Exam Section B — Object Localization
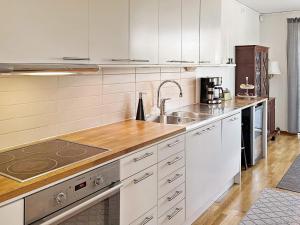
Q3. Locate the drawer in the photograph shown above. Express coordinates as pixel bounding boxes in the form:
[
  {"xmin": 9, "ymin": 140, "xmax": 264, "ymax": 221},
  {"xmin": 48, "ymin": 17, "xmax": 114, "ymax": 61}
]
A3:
[
  {"xmin": 158, "ymin": 167, "xmax": 185, "ymax": 198},
  {"xmin": 121, "ymin": 165, "xmax": 158, "ymax": 225},
  {"xmin": 158, "ymin": 151, "xmax": 185, "ymax": 180},
  {"xmin": 121, "ymin": 145, "xmax": 157, "ymax": 180},
  {"xmin": 158, "ymin": 135, "xmax": 185, "ymax": 162},
  {"xmin": 158, "ymin": 183, "xmax": 185, "ymax": 217},
  {"xmin": 130, "ymin": 207, "xmax": 158, "ymax": 225},
  {"xmin": 158, "ymin": 200, "xmax": 185, "ymax": 225}
]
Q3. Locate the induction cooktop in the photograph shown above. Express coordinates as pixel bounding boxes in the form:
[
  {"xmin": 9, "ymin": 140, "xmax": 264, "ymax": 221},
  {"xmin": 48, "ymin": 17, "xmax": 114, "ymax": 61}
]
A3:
[{"xmin": 0, "ymin": 139, "xmax": 109, "ymax": 182}]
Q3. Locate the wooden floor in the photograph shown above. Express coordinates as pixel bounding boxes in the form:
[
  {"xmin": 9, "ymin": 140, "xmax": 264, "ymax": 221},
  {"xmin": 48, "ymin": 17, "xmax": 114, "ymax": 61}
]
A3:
[{"xmin": 193, "ymin": 134, "xmax": 300, "ymax": 225}]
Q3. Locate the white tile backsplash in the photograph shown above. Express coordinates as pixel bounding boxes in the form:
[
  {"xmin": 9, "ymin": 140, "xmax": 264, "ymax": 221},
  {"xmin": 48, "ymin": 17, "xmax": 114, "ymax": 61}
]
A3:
[{"xmin": 0, "ymin": 67, "xmax": 198, "ymax": 150}]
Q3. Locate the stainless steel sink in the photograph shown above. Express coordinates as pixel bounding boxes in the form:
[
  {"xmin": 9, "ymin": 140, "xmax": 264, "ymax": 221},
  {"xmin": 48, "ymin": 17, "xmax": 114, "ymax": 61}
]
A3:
[
  {"xmin": 148, "ymin": 115, "xmax": 196, "ymax": 125},
  {"xmin": 169, "ymin": 111, "xmax": 212, "ymax": 119}
]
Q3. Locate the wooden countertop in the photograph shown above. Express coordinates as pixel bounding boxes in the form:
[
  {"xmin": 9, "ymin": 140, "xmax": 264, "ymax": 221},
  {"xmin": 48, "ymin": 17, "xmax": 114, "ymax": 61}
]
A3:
[{"xmin": 0, "ymin": 120, "xmax": 185, "ymax": 205}]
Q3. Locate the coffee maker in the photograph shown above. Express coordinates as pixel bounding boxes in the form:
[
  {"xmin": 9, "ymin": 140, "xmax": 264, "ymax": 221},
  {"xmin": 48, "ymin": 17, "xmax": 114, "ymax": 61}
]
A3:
[{"xmin": 200, "ymin": 77, "xmax": 224, "ymax": 104}]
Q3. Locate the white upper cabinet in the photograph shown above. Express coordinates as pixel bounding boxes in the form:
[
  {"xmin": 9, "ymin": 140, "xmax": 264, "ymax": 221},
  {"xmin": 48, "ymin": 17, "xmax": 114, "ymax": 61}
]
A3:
[
  {"xmin": 182, "ymin": 0, "xmax": 200, "ymax": 64},
  {"xmin": 0, "ymin": 0, "xmax": 89, "ymax": 63},
  {"xmin": 89, "ymin": 0, "xmax": 129, "ymax": 64},
  {"xmin": 159, "ymin": 0, "xmax": 182, "ymax": 64},
  {"xmin": 200, "ymin": 0, "xmax": 222, "ymax": 64},
  {"xmin": 129, "ymin": 0, "xmax": 159, "ymax": 64}
]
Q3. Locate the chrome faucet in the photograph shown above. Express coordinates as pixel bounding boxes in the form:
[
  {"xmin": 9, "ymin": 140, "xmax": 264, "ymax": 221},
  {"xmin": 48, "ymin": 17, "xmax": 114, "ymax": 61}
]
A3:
[{"xmin": 157, "ymin": 80, "xmax": 183, "ymax": 116}]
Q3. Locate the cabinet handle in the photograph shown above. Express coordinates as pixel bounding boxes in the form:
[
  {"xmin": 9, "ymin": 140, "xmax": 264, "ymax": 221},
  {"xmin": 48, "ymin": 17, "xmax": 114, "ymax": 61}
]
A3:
[
  {"xmin": 133, "ymin": 152, "xmax": 154, "ymax": 162},
  {"xmin": 167, "ymin": 173, "xmax": 183, "ymax": 184},
  {"xmin": 195, "ymin": 125, "xmax": 216, "ymax": 135},
  {"xmin": 111, "ymin": 59, "xmax": 131, "ymax": 62},
  {"xmin": 166, "ymin": 60, "xmax": 195, "ymax": 63},
  {"xmin": 167, "ymin": 156, "xmax": 183, "ymax": 166},
  {"xmin": 130, "ymin": 59, "xmax": 150, "ymax": 63},
  {"xmin": 167, "ymin": 207, "xmax": 183, "ymax": 220},
  {"xmin": 133, "ymin": 172, "xmax": 154, "ymax": 184},
  {"xmin": 63, "ymin": 57, "xmax": 90, "ymax": 61},
  {"xmin": 167, "ymin": 190, "xmax": 183, "ymax": 202},
  {"xmin": 139, "ymin": 216, "xmax": 154, "ymax": 225},
  {"xmin": 167, "ymin": 140, "xmax": 182, "ymax": 148},
  {"xmin": 229, "ymin": 117, "xmax": 239, "ymax": 122}
]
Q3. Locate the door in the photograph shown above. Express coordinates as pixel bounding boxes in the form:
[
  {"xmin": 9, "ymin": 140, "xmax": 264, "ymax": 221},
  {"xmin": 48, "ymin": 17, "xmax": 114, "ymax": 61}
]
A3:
[
  {"xmin": 221, "ymin": 114, "xmax": 241, "ymax": 183},
  {"xmin": 159, "ymin": 0, "xmax": 182, "ymax": 64},
  {"xmin": 130, "ymin": 0, "xmax": 159, "ymax": 64},
  {"xmin": 0, "ymin": 0, "xmax": 89, "ymax": 63},
  {"xmin": 186, "ymin": 121, "xmax": 222, "ymax": 218},
  {"xmin": 0, "ymin": 200, "xmax": 24, "ymax": 225},
  {"xmin": 182, "ymin": 0, "xmax": 200, "ymax": 64},
  {"xmin": 89, "ymin": 0, "xmax": 129, "ymax": 64}
]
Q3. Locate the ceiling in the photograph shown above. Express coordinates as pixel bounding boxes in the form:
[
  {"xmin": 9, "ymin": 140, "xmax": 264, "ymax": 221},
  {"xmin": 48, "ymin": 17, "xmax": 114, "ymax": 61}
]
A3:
[{"xmin": 237, "ymin": 0, "xmax": 300, "ymax": 14}]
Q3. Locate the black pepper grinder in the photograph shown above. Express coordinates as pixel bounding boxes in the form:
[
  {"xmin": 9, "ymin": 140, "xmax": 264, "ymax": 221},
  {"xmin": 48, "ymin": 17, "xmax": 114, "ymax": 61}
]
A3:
[{"xmin": 136, "ymin": 92, "xmax": 146, "ymax": 121}]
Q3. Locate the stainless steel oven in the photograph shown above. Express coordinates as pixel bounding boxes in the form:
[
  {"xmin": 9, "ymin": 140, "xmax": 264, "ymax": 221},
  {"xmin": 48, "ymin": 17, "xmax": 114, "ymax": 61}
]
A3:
[{"xmin": 25, "ymin": 161, "xmax": 121, "ymax": 225}]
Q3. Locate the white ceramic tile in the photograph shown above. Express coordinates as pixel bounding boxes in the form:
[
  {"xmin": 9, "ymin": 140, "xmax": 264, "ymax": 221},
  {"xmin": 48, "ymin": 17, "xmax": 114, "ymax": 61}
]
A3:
[
  {"xmin": 161, "ymin": 67, "xmax": 181, "ymax": 73},
  {"xmin": 161, "ymin": 73, "xmax": 181, "ymax": 81},
  {"xmin": 0, "ymin": 106, "xmax": 15, "ymax": 121},
  {"xmin": 103, "ymin": 74, "xmax": 135, "ymax": 84},
  {"xmin": 103, "ymin": 83, "xmax": 135, "ymax": 94},
  {"xmin": 57, "ymin": 106, "xmax": 104, "ymax": 123},
  {"xmin": 102, "ymin": 68, "xmax": 135, "ymax": 75},
  {"xmin": 13, "ymin": 101, "xmax": 58, "ymax": 118},
  {"xmin": 136, "ymin": 81, "xmax": 161, "ymax": 92},
  {"xmin": 0, "ymin": 89, "xmax": 57, "ymax": 105},
  {"xmin": 58, "ymin": 86, "xmax": 101, "ymax": 99},
  {"xmin": 58, "ymin": 75, "xmax": 102, "ymax": 87},
  {"xmin": 102, "ymin": 92, "xmax": 135, "ymax": 105},
  {"xmin": 0, "ymin": 113, "xmax": 57, "ymax": 135},
  {"xmin": 136, "ymin": 73, "xmax": 160, "ymax": 82},
  {"xmin": 58, "ymin": 96, "xmax": 101, "ymax": 111},
  {"xmin": 135, "ymin": 67, "xmax": 160, "ymax": 74},
  {"xmin": 0, "ymin": 76, "xmax": 58, "ymax": 91},
  {"xmin": 181, "ymin": 71, "xmax": 196, "ymax": 79}
]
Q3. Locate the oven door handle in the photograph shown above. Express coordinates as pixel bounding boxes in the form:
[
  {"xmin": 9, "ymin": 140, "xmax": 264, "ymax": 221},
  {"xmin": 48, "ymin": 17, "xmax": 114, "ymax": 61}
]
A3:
[{"xmin": 37, "ymin": 182, "xmax": 123, "ymax": 225}]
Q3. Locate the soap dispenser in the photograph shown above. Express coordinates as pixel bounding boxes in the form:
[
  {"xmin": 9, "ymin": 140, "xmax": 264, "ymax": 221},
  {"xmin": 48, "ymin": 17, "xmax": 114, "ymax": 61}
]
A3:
[{"xmin": 136, "ymin": 92, "xmax": 146, "ymax": 121}]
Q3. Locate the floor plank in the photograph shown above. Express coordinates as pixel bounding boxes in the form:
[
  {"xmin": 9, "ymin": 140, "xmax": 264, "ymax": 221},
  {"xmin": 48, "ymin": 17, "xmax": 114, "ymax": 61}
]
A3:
[{"xmin": 192, "ymin": 134, "xmax": 300, "ymax": 225}]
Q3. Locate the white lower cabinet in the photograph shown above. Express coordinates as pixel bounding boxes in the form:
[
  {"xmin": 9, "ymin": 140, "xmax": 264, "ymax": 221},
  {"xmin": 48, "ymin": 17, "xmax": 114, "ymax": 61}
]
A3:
[
  {"xmin": 0, "ymin": 199, "xmax": 24, "ymax": 225},
  {"xmin": 130, "ymin": 207, "xmax": 158, "ymax": 225},
  {"xmin": 158, "ymin": 200, "xmax": 185, "ymax": 225},
  {"xmin": 221, "ymin": 114, "xmax": 242, "ymax": 183},
  {"xmin": 120, "ymin": 165, "xmax": 157, "ymax": 225},
  {"xmin": 186, "ymin": 121, "xmax": 223, "ymax": 219}
]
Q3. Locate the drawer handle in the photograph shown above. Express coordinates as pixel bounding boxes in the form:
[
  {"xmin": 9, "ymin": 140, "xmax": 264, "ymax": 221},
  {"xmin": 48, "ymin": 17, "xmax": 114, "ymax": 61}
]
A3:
[
  {"xmin": 133, "ymin": 172, "xmax": 154, "ymax": 184},
  {"xmin": 195, "ymin": 125, "xmax": 216, "ymax": 135},
  {"xmin": 139, "ymin": 215, "xmax": 154, "ymax": 225},
  {"xmin": 167, "ymin": 140, "xmax": 182, "ymax": 148},
  {"xmin": 167, "ymin": 156, "xmax": 183, "ymax": 166},
  {"xmin": 167, "ymin": 190, "xmax": 183, "ymax": 202},
  {"xmin": 133, "ymin": 152, "xmax": 154, "ymax": 162},
  {"xmin": 167, "ymin": 173, "xmax": 183, "ymax": 184},
  {"xmin": 229, "ymin": 117, "xmax": 239, "ymax": 122},
  {"xmin": 167, "ymin": 207, "xmax": 183, "ymax": 220}
]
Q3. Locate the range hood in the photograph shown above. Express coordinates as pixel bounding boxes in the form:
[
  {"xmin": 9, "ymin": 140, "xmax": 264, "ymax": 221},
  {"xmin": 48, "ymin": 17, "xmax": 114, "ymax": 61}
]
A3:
[{"xmin": 0, "ymin": 63, "xmax": 100, "ymax": 76}]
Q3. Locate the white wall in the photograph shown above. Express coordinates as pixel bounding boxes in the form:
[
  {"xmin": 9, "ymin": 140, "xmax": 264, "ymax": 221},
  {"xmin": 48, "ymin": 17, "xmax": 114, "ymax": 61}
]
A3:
[
  {"xmin": 221, "ymin": 0, "xmax": 260, "ymax": 61},
  {"xmin": 260, "ymin": 11, "xmax": 300, "ymax": 131}
]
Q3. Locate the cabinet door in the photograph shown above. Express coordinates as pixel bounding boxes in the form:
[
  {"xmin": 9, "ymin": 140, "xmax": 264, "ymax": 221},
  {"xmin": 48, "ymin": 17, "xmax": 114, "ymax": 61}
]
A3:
[
  {"xmin": 0, "ymin": 199, "xmax": 24, "ymax": 225},
  {"xmin": 130, "ymin": 0, "xmax": 159, "ymax": 64},
  {"xmin": 199, "ymin": 0, "xmax": 222, "ymax": 64},
  {"xmin": 0, "ymin": 0, "xmax": 89, "ymax": 63},
  {"xmin": 182, "ymin": 0, "xmax": 200, "ymax": 64},
  {"xmin": 89, "ymin": 0, "xmax": 129, "ymax": 64},
  {"xmin": 221, "ymin": 114, "xmax": 241, "ymax": 183},
  {"xmin": 186, "ymin": 121, "xmax": 222, "ymax": 218},
  {"xmin": 120, "ymin": 165, "xmax": 157, "ymax": 225},
  {"xmin": 159, "ymin": 0, "xmax": 182, "ymax": 64}
]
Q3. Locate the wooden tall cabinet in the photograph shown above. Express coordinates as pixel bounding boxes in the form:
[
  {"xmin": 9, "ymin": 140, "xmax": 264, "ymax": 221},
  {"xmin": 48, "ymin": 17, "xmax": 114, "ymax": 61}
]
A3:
[
  {"xmin": 235, "ymin": 45, "xmax": 269, "ymax": 97},
  {"xmin": 235, "ymin": 45, "xmax": 277, "ymax": 139}
]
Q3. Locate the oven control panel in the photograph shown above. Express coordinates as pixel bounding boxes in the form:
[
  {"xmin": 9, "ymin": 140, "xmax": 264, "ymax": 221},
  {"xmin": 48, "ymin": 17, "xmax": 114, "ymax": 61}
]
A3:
[{"xmin": 24, "ymin": 160, "xmax": 120, "ymax": 225}]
